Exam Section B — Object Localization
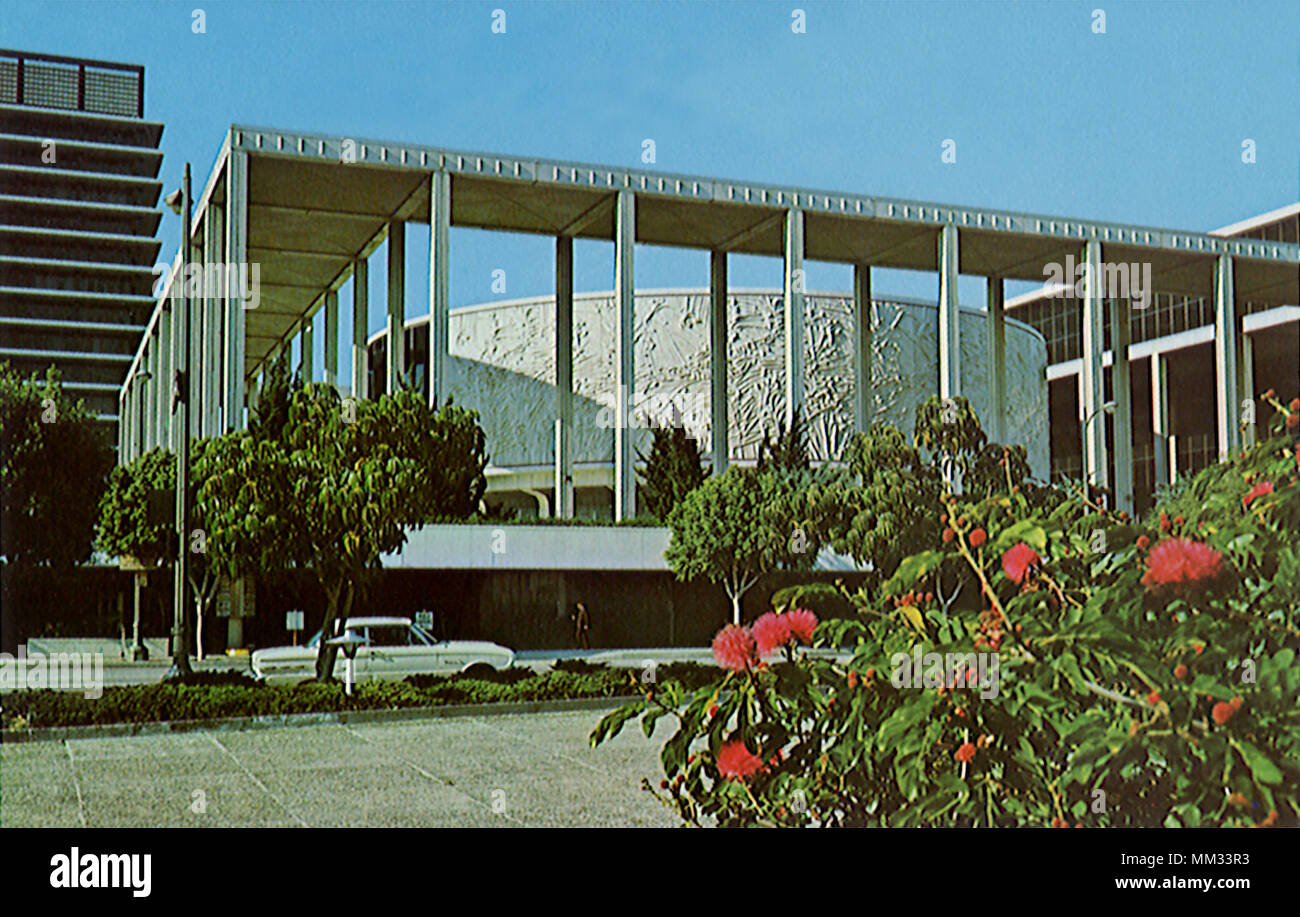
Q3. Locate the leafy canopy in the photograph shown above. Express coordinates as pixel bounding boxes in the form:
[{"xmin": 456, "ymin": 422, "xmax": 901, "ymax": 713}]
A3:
[
  {"xmin": 636, "ymin": 422, "xmax": 710, "ymax": 522},
  {"xmin": 1, "ymin": 364, "xmax": 112, "ymax": 568},
  {"xmin": 194, "ymin": 383, "xmax": 488, "ymax": 678}
]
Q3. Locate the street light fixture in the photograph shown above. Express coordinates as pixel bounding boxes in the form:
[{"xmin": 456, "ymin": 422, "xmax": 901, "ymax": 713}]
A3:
[
  {"xmin": 1081, "ymin": 400, "xmax": 1116, "ymax": 498},
  {"xmin": 163, "ymin": 163, "xmax": 194, "ymax": 681}
]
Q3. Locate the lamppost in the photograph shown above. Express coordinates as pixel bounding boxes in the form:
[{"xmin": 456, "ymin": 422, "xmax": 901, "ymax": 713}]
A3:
[
  {"xmin": 1081, "ymin": 400, "xmax": 1116, "ymax": 503},
  {"xmin": 163, "ymin": 163, "xmax": 194, "ymax": 680}
]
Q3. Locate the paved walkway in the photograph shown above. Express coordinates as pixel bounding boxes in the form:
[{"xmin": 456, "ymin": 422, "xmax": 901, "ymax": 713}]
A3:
[{"xmin": 0, "ymin": 708, "xmax": 679, "ymax": 828}]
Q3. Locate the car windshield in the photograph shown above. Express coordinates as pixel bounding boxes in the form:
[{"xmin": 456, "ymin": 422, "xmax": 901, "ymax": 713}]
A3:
[{"xmin": 412, "ymin": 625, "xmax": 436, "ymax": 646}]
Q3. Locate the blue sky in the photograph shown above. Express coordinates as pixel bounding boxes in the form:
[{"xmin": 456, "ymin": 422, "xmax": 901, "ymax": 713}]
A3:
[{"xmin": 6, "ymin": 0, "xmax": 1299, "ymax": 370}]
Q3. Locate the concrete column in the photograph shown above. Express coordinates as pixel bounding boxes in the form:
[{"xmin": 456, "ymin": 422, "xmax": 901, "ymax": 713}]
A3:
[
  {"xmin": 123, "ymin": 387, "xmax": 134, "ymax": 461},
  {"xmin": 852, "ymin": 263, "xmax": 872, "ymax": 437},
  {"xmin": 938, "ymin": 224, "xmax": 961, "ymax": 402},
  {"xmin": 119, "ymin": 389, "xmax": 128, "ymax": 461},
  {"xmin": 203, "ymin": 206, "xmax": 224, "ymax": 436},
  {"xmin": 428, "ymin": 171, "xmax": 451, "ymax": 408},
  {"xmin": 137, "ymin": 359, "xmax": 147, "ymax": 454},
  {"xmin": 710, "ymin": 250, "xmax": 729, "ymax": 473},
  {"xmin": 1109, "ymin": 296, "xmax": 1134, "ymax": 515},
  {"xmin": 146, "ymin": 341, "xmax": 158, "ymax": 451},
  {"xmin": 1151, "ymin": 353, "xmax": 1172, "ymax": 489},
  {"xmin": 324, "ymin": 290, "xmax": 339, "ymax": 388},
  {"xmin": 351, "ymin": 259, "xmax": 369, "ymax": 399},
  {"xmin": 135, "ymin": 382, "xmax": 144, "ymax": 457},
  {"xmin": 300, "ymin": 312, "xmax": 314, "ymax": 383},
  {"xmin": 1239, "ymin": 332, "xmax": 1256, "ymax": 448},
  {"xmin": 188, "ymin": 237, "xmax": 202, "ymax": 441},
  {"xmin": 614, "ymin": 190, "xmax": 636, "ymax": 522},
  {"xmin": 1081, "ymin": 240, "xmax": 1107, "ymax": 490},
  {"xmin": 783, "ymin": 208, "xmax": 805, "ymax": 428},
  {"xmin": 986, "ymin": 276, "xmax": 1007, "ymax": 444},
  {"xmin": 386, "ymin": 220, "xmax": 405, "ymax": 394},
  {"xmin": 248, "ymin": 367, "xmax": 262, "ymax": 413},
  {"xmin": 140, "ymin": 377, "xmax": 149, "ymax": 454},
  {"xmin": 159, "ymin": 304, "xmax": 172, "ymax": 450},
  {"xmin": 224, "ymin": 150, "xmax": 248, "ymax": 431},
  {"xmin": 555, "ymin": 235, "xmax": 575, "ymax": 518},
  {"xmin": 1213, "ymin": 253, "xmax": 1239, "ymax": 458}
]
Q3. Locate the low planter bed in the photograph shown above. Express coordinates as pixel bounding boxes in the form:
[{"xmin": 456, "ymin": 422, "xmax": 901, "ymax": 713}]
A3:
[{"xmin": 0, "ymin": 661, "xmax": 717, "ymax": 732}]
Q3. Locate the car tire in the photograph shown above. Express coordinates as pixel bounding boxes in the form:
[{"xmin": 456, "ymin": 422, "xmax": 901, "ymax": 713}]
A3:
[{"xmin": 461, "ymin": 662, "xmax": 496, "ymax": 680}]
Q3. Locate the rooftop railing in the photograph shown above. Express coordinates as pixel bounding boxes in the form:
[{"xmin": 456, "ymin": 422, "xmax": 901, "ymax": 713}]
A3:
[{"xmin": 0, "ymin": 49, "xmax": 144, "ymax": 118}]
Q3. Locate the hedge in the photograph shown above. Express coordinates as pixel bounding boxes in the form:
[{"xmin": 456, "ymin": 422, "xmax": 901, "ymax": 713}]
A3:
[{"xmin": 1, "ymin": 662, "xmax": 717, "ymax": 731}]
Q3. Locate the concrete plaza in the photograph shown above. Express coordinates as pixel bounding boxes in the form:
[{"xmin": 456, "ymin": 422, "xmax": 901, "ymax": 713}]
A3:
[{"xmin": 0, "ymin": 707, "xmax": 679, "ymax": 828}]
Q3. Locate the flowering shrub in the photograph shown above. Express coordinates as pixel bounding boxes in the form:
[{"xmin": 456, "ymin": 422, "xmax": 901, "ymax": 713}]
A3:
[{"xmin": 592, "ymin": 396, "xmax": 1300, "ymax": 827}]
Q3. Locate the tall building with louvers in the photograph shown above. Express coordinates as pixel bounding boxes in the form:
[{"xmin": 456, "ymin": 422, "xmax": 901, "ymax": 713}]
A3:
[{"xmin": 0, "ymin": 49, "xmax": 163, "ymax": 441}]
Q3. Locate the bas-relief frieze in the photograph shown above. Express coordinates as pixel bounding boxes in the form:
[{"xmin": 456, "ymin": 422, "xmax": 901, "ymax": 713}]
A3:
[{"xmin": 437, "ymin": 292, "xmax": 1050, "ymax": 476}]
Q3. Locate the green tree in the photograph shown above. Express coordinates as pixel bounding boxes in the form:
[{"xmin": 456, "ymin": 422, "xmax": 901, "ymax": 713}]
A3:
[
  {"xmin": 833, "ymin": 422, "xmax": 942, "ymax": 584},
  {"xmin": 914, "ymin": 395, "xmax": 986, "ymax": 484},
  {"xmin": 248, "ymin": 349, "xmax": 297, "ymax": 444},
  {"xmin": 666, "ymin": 465, "xmax": 834, "ymax": 625},
  {"xmin": 195, "ymin": 384, "xmax": 488, "ymax": 679},
  {"xmin": 1, "ymin": 364, "xmax": 112, "ymax": 568},
  {"xmin": 97, "ymin": 447, "xmax": 175, "ymax": 568},
  {"xmin": 637, "ymin": 422, "xmax": 710, "ymax": 522},
  {"xmin": 97, "ymin": 442, "xmax": 224, "ymax": 659},
  {"xmin": 757, "ymin": 408, "xmax": 809, "ymax": 473},
  {"xmin": 831, "ymin": 397, "xmax": 1048, "ymax": 585}
]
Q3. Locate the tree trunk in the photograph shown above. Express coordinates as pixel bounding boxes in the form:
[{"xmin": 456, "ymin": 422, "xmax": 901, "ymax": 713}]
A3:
[
  {"xmin": 731, "ymin": 591, "xmax": 742, "ymax": 626},
  {"xmin": 193, "ymin": 597, "xmax": 204, "ymax": 661},
  {"xmin": 313, "ymin": 579, "xmax": 345, "ymax": 681},
  {"xmin": 131, "ymin": 573, "xmax": 144, "ymax": 657}
]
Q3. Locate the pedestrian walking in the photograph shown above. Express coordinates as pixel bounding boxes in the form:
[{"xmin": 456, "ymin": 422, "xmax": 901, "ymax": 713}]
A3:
[{"xmin": 571, "ymin": 602, "xmax": 591, "ymax": 650}]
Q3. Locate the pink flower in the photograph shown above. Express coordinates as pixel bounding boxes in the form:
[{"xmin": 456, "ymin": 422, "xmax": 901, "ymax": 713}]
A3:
[
  {"xmin": 712, "ymin": 624, "xmax": 758, "ymax": 671},
  {"xmin": 1001, "ymin": 543, "xmax": 1040, "ymax": 584},
  {"xmin": 785, "ymin": 608, "xmax": 818, "ymax": 644},
  {"xmin": 716, "ymin": 739, "xmax": 765, "ymax": 780},
  {"xmin": 1243, "ymin": 480, "xmax": 1273, "ymax": 509},
  {"xmin": 1140, "ymin": 537, "xmax": 1225, "ymax": 593},
  {"xmin": 752, "ymin": 613, "xmax": 789, "ymax": 656},
  {"xmin": 753, "ymin": 609, "xmax": 819, "ymax": 655}
]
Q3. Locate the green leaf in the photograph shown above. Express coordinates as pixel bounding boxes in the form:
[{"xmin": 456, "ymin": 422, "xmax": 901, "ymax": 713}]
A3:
[{"xmin": 1236, "ymin": 741, "xmax": 1283, "ymax": 786}]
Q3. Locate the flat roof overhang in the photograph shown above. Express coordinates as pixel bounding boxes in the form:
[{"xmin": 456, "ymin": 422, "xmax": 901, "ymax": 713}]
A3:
[{"xmin": 187, "ymin": 125, "xmax": 1300, "ymax": 379}]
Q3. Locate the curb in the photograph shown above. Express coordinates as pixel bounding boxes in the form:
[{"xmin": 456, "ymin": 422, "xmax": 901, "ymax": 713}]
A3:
[{"xmin": 0, "ymin": 694, "xmax": 640, "ymax": 745}]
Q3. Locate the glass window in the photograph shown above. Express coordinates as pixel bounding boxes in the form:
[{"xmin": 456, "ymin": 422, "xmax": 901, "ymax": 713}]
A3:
[{"xmin": 367, "ymin": 626, "xmax": 410, "ymax": 648}]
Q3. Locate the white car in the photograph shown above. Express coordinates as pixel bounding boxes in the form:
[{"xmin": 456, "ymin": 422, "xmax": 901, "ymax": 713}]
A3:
[{"xmin": 251, "ymin": 616, "xmax": 514, "ymax": 685}]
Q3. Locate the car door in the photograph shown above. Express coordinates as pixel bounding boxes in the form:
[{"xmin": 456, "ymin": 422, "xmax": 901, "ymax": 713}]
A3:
[{"xmin": 364, "ymin": 624, "xmax": 427, "ymax": 680}]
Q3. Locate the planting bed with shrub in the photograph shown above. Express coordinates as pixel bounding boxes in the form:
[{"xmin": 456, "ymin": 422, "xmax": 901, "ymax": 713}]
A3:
[
  {"xmin": 595, "ymin": 395, "xmax": 1300, "ymax": 827},
  {"xmin": 1, "ymin": 662, "xmax": 718, "ymax": 731}
]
